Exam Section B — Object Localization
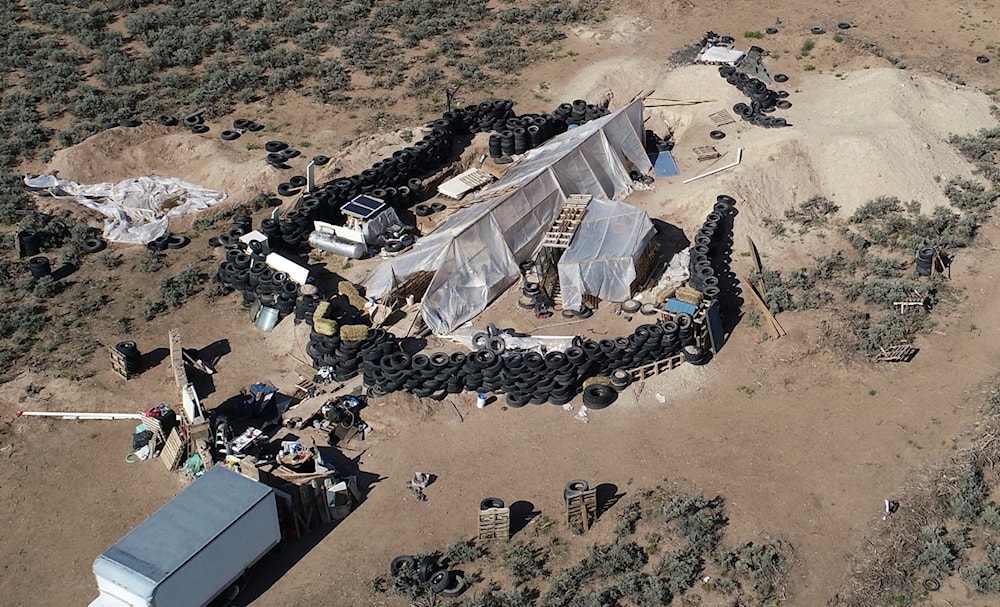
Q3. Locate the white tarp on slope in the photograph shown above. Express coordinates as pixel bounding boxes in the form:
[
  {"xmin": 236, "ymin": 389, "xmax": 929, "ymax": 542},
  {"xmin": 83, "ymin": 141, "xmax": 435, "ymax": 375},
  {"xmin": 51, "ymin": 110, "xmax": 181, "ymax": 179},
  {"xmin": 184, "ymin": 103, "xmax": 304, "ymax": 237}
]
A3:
[
  {"xmin": 23, "ymin": 175, "xmax": 227, "ymax": 244},
  {"xmin": 558, "ymin": 198, "xmax": 655, "ymax": 311},
  {"xmin": 367, "ymin": 99, "xmax": 651, "ymax": 334}
]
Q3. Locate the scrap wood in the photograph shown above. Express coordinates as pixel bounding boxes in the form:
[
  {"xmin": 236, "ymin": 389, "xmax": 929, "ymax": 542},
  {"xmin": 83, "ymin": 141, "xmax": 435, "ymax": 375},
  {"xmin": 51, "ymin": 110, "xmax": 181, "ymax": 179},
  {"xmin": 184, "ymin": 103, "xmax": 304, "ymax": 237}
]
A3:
[
  {"xmin": 448, "ymin": 401, "xmax": 464, "ymax": 422},
  {"xmin": 738, "ymin": 273, "xmax": 786, "ymax": 338},
  {"xmin": 682, "ymin": 147, "xmax": 743, "ymax": 183},
  {"xmin": 746, "ymin": 236, "xmax": 768, "ymax": 300}
]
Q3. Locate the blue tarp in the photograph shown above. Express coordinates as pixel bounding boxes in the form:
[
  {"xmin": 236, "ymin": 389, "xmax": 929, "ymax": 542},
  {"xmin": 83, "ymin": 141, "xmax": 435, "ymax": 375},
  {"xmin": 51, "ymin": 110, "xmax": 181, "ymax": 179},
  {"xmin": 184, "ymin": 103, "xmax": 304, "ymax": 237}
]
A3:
[{"xmin": 648, "ymin": 150, "xmax": 679, "ymax": 177}]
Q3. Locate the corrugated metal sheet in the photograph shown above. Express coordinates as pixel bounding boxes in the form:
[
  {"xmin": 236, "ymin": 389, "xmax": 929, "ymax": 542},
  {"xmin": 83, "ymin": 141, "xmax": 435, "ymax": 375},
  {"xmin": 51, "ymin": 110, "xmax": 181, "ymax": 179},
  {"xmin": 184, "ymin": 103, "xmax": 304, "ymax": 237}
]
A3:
[{"xmin": 665, "ymin": 298, "xmax": 698, "ymax": 316}]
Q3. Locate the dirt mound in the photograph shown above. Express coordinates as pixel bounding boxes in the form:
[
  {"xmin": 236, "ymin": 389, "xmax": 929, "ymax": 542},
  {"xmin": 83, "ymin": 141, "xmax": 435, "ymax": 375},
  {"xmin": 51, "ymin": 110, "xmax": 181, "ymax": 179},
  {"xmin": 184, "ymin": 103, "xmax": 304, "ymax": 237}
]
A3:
[{"xmin": 46, "ymin": 125, "xmax": 275, "ymax": 204}]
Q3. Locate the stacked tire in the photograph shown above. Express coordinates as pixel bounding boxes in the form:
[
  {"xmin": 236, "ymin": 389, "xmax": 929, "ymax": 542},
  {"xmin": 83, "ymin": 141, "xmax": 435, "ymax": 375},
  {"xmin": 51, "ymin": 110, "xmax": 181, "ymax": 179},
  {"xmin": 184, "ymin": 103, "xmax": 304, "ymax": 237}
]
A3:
[
  {"xmin": 915, "ymin": 246, "xmax": 936, "ymax": 276},
  {"xmin": 689, "ymin": 194, "xmax": 737, "ymax": 302},
  {"xmin": 308, "ymin": 326, "xmax": 398, "ymax": 383},
  {"xmin": 719, "ymin": 66, "xmax": 791, "ymax": 128}
]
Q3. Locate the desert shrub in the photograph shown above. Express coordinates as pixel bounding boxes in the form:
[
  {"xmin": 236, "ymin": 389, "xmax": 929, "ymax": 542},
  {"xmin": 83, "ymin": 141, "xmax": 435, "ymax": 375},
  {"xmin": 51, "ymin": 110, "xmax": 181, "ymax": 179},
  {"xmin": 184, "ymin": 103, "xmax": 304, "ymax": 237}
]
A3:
[
  {"xmin": 386, "ymin": 561, "xmax": 428, "ymax": 600},
  {"xmin": 31, "ymin": 275, "xmax": 61, "ymax": 299},
  {"xmin": 944, "ymin": 176, "xmax": 997, "ymax": 215},
  {"xmin": 714, "ymin": 540, "xmax": 791, "ymax": 601},
  {"xmin": 0, "ymin": 302, "xmax": 45, "ymax": 338},
  {"xmin": 659, "ymin": 547, "xmax": 703, "ymax": 596},
  {"xmin": 99, "ymin": 252, "xmax": 123, "ymax": 269},
  {"xmin": 961, "ymin": 562, "xmax": 1000, "ymax": 593},
  {"xmin": 138, "ymin": 252, "xmax": 165, "ymax": 273},
  {"xmin": 785, "ymin": 195, "xmax": 839, "ymax": 226},
  {"xmin": 540, "ymin": 565, "xmax": 589, "ymax": 607},
  {"xmin": 408, "ymin": 66, "xmax": 445, "ymax": 97},
  {"xmin": 981, "ymin": 502, "xmax": 1000, "ymax": 529},
  {"xmin": 73, "ymin": 292, "xmax": 109, "ymax": 316},
  {"xmin": 158, "ymin": 266, "xmax": 206, "ymax": 308},
  {"xmin": 663, "ymin": 494, "xmax": 727, "ymax": 554},
  {"xmin": 444, "ymin": 537, "xmax": 485, "ymax": 565},
  {"xmin": 0, "ymin": 171, "xmax": 35, "ymax": 222},
  {"xmin": 917, "ymin": 539, "xmax": 959, "ymax": 577},
  {"xmin": 115, "ymin": 316, "xmax": 132, "ymax": 335},
  {"xmin": 503, "ymin": 543, "xmax": 547, "ymax": 584},
  {"xmin": 585, "ymin": 541, "xmax": 647, "ymax": 577},
  {"xmin": 614, "ymin": 500, "xmax": 642, "ymax": 535},
  {"xmin": 461, "ymin": 583, "xmax": 534, "ymax": 607},
  {"xmin": 613, "ymin": 571, "xmax": 670, "ymax": 607},
  {"xmin": 141, "ymin": 298, "xmax": 167, "ymax": 321},
  {"xmin": 951, "ymin": 460, "xmax": 988, "ymax": 521},
  {"xmin": 851, "ymin": 196, "xmax": 905, "ymax": 224},
  {"xmin": 987, "ymin": 542, "xmax": 1000, "ymax": 567},
  {"xmin": 860, "ymin": 278, "xmax": 922, "ymax": 306}
]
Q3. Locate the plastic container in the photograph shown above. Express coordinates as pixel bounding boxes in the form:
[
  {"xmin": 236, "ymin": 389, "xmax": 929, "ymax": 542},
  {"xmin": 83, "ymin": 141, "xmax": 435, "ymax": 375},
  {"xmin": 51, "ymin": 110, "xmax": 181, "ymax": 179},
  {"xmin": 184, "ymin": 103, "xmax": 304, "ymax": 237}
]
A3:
[{"xmin": 476, "ymin": 392, "xmax": 488, "ymax": 409}]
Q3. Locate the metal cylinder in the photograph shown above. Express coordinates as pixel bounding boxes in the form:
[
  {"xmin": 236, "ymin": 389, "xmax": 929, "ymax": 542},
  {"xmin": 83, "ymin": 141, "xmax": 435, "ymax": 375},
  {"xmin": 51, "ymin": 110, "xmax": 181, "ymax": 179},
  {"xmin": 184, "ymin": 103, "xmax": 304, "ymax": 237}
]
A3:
[{"xmin": 307, "ymin": 231, "xmax": 365, "ymax": 259}]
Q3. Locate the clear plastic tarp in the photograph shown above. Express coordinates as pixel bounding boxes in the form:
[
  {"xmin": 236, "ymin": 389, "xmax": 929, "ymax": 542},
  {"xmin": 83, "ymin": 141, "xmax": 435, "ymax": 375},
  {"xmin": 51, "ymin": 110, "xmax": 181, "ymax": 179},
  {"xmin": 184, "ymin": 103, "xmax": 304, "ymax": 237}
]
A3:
[
  {"xmin": 557, "ymin": 198, "xmax": 655, "ymax": 311},
  {"xmin": 366, "ymin": 99, "xmax": 651, "ymax": 334},
  {"xmin": 23, "ymin": 174, "xmax": 227, "ymax": 244}
]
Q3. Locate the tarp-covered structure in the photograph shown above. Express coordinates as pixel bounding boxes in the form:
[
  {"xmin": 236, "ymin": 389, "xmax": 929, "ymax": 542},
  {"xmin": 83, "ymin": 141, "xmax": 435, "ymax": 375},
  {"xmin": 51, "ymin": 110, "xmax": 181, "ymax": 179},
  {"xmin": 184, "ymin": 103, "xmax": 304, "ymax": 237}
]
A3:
[
  {"xmin": 558, "ymin": 198, "xmax": 655, "ymax": 312},
  {"xmin": 367, "ymin": 99, "xmax": 652, "ymax": 334}
]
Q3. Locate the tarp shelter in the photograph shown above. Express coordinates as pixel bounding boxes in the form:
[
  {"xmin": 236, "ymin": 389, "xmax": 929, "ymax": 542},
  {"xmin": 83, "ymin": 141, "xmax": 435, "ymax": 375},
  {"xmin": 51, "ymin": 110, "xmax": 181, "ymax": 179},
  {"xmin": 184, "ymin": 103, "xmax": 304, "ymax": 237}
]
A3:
[
  {"xmin": 366, "ymin": 100, "xmax": 652, "ymax": 334},
  {"xmin": 557, "ymin": 198, "xmax": 655, "ymax": 312}
]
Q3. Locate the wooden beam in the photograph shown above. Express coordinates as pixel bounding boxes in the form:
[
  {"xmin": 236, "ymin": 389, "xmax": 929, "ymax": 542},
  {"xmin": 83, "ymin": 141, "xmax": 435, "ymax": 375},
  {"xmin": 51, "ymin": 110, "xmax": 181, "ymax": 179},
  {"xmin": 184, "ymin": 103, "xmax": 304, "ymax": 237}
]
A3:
[{"xmin": 739, "ymin": 273, "xmax": 786, "ymax": 338}]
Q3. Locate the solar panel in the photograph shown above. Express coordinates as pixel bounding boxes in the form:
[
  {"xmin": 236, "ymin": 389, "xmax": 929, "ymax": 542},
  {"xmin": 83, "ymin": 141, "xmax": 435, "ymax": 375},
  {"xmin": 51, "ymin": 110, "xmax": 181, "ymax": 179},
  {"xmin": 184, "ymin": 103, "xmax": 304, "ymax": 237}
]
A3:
[{"xmin": 341, "ymin": 195, "xmax": 386, "ymax": 219}]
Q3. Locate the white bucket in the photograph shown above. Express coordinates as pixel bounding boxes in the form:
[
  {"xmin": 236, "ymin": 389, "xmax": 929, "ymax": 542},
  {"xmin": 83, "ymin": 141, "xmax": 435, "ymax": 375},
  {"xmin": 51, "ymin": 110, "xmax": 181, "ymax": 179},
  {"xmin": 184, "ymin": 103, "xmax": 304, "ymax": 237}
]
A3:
[{"xmin": 476, "ymin": 392, "xmax": 488, "ymax": 409}]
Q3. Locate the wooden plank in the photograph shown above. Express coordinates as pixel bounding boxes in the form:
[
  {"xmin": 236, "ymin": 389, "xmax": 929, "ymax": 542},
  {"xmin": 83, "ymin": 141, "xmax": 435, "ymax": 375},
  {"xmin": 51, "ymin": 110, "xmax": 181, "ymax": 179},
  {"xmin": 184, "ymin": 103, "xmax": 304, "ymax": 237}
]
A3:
[
  {"xmin": 738, "ymin": 273, "xmax": 786, "ymax": 338},
  {"xmin": 161, "ymin": 428, "xmax": 185, "ymax": 470},
  {"xmin": 169, "ymin": 328, "xmax": 187, "ymax": 390}
]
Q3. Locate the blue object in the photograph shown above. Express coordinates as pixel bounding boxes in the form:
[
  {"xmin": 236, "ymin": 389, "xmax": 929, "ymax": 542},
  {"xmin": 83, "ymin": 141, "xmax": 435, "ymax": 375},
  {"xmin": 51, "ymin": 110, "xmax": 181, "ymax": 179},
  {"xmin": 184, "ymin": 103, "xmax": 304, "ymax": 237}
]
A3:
[
  {"xmin": 648, "ymin": 150, "xmax": 680, "ymax": 177},
  {"xmin": 665, "ymin": 298, "xmax": 698, "ymax": 316}
]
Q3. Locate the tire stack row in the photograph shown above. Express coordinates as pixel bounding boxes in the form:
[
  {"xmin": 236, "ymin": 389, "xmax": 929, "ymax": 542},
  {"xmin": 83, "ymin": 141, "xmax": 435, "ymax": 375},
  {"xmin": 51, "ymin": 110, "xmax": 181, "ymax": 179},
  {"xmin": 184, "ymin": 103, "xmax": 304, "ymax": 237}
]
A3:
[
  {"xmin": 456, "ymin": 99, "xmax": 517, "ymax": 133},
  {"xmin": 293, "ymin": 286, "xmax": 323, "ymax": 325},
  {"xmin": 361, "ymin": 319, "xmax": 689, "ymax": 408},
  {"xmin": 688, "ymin": 194, "xmax": 737, "ymax": 302},
  {"xmin": 719, "ymin": 66, "xmax": 791, "ymax": 128},
  {"xmin": 308, "ymin": 327, "xmax": 399, "ymax": 383},
  {"xmin": 216, "ymin": 252, "xmax": 298, "ymax": 313},
  {"xmin": 551, "ymin": 99, "xmax": 610, "ymax": 127}
]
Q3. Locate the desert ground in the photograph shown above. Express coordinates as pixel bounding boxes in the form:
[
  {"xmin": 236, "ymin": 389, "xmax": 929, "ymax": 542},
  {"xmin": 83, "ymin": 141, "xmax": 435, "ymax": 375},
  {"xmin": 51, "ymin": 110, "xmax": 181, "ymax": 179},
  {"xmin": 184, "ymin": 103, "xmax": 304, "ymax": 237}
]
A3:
[{"xmin": 3, "ymin": 1, "xmax": 1000, "ymax": 607}]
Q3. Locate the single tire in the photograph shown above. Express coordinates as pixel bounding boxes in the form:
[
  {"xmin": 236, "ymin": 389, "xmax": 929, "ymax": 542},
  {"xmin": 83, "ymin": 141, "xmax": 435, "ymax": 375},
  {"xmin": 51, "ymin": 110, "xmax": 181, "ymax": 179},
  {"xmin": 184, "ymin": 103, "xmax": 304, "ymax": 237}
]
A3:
[
  {"xmin": 190, "ymin": 124, "xmax": 209, "ymax": 134},
  {"xmin": 119, "ymin": 119, "xmax": 141, "ymax": 128},
  {"xmin": 384, "ymin": 240, "xmax": 404, "ymax": 253},
  {"xmin": 276, "ymin": 183, "xmax": 301, "ymax": 197},
  {"xmin": 418, "ymin": 555, "xmax": 438, "ymax": 583},
  {"xmin": 233, "ymin": 118, "xmax": 251, "ymax": 130},
  {"xmin": 480, "ymin": 497, "xmax": 505, "ymax": 510},
  {"xmin": 977, "ymin": 55, "xmax": 991, "ymax": 64},
  {"xmin": 247, "ymin": 122, "xmax": 265, "ymax": 132},
  {"xmin": 183, "ymin": 115, "xmax": 203, "ymax": 127},
  {"xmin": 640, "ymin": 303, "xmax": 658, "ymax": 315},
  {"xmin": 265, "ymin": 141, "xmax": 288, "ymax": 153},
  {"xmin": 430, "ymin": 202, "xmax": 447, "ymax": 212},
  {"xmin": 810, "ymin": 26, "xmax": 825, "ymax": 34},
  {"xmin": 472, "ymin": 331, "xmax": 490, "ymax": 350},
  {"xmin": 158, "ymin": 115, "xmax": 178, "ymax": 126},
  {"xmin": 81, "ymin": 237, "xmax": 106, "ymax": 254},
  {"xmin": 414, "ymin": 204, "xmax": 433, "ymax": 216},
  {"xmin": 486, "ymin": 336, "xmax": 506, "ymax": 355},
  {"xmin": 563, "ymin": 479, "xmax": 590, "ymax": 501},
  {"xmin": 289, "ymin": 175, "xmax": 308, "ymax": 188},
  {"xmin": 429, "ymin": 570, "xmax": 451, "ymax": 594},
  {"xmin": 220, "ymin": 130, "xmax": 240, "ymax": 141},
  {"xmin": 709, "ymin": 130, "xmax": 726, "ymax": 140},
  {"xmin": 773, "ymin": 73, "xmax": 789, "ymax": 83},
  {"xmin": 281, "ymin": 148, "xmax": 300, "ymax": 159},
  {"xmin": 313, "ymin": 155, "xmax": 330, "ymax": 166},
  {"xmin": 440, "ymin": 573, "xmax": 467, "ymax": 598},
  {"xmin": 837, "ymin": 22, "xmax": 852, "ymax": 30},
  {"xmin": 922, "ymin": 578, "xmax": 941, "ymax": 591},
  {"xmin": 621, "ymin": 299, "xmax": 641, "ymax": 314},
  {"xmin": 765, "ymin": 27, "xmax": 778, "ymax": 34},
  {"xmin": 166, "ymin": 234, "xmax": 189, "ymax": 249},
  {"xmin": 390, "ymin": 555, "xmax": 416, "ymax": 575},
  {"xmin": 582, "ymin": 384, "xmax": 616, "ymax": 409},
  {"xmin": 776, "ymin": 100, "xmax": 792, "ymax": 110}
]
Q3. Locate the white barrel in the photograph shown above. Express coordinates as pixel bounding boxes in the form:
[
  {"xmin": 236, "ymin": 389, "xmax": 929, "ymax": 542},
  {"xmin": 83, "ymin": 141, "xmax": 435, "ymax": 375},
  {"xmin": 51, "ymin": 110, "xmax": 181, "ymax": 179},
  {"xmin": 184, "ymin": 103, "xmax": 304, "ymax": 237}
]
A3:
[{"xmin": 308, "ymin": 231, "xmax": 365, "ymax": 259}]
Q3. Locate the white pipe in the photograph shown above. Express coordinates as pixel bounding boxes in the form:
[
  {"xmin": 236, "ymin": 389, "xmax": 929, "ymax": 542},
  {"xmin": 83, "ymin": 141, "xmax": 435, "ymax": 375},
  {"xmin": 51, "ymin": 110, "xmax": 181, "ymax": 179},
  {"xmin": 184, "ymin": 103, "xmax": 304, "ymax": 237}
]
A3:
[
  {"xmin": 306, "ymin": 161, "xmax": 315, "ymax": 193},
  {"xmin": 15, "ymin": 410, "xmax": 143, "ymax": 420},
  {"xmin": 682, "ymin": 147, "xmax": 743, "ymax": 184}
]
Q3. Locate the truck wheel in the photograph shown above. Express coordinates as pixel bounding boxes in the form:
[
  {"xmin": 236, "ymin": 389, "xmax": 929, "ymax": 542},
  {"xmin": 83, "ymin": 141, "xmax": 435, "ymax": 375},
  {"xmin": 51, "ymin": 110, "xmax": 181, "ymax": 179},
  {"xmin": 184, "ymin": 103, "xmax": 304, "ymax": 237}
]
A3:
[
  {"xmin": 440, "ymin": 573, "xmax": 467, "ymax": 598},
  {"xmin": 390, "ymin": 555, "xmax": 416, "ymax": 575}
]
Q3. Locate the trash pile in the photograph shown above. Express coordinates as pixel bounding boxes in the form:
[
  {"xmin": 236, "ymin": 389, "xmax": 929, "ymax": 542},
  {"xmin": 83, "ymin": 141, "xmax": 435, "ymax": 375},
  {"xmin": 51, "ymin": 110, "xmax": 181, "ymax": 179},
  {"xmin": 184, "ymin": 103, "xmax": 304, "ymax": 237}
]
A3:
[{"xmin": 719, "ymin": 65, "xmax": 793, "ymax": 128}]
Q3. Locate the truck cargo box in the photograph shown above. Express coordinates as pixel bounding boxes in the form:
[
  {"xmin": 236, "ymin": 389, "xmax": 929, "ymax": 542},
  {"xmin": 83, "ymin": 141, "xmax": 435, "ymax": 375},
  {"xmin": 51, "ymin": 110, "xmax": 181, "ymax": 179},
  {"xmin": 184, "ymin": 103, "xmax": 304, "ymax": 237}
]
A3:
[{"xmin": 91, "ymin": 466, "xmax": 281, "ymax": 607}]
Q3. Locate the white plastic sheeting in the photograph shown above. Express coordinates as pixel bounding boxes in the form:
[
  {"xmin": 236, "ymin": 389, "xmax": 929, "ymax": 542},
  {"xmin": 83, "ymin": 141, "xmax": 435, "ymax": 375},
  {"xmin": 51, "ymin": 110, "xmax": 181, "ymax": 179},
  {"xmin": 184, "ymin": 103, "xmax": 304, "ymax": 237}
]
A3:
[
  {"xmin": 558, "ymin": 198, "xmax": 655, "ymax": 311},
  {"xmin": 366, "ymin": 100, "xmax": 651, "ymax": 334},
  {"xmin": 23, "ymin": 174, "xmax": 227, "ymax": 244}
]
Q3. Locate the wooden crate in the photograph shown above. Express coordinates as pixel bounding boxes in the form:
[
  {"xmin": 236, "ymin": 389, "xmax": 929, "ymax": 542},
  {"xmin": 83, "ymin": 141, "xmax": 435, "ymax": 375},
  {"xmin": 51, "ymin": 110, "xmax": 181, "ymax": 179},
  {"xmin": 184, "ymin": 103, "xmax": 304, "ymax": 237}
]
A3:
[
  {"xmin": 160, "ymin": 427, "xmax": 185, "ymax": 471},
  {"xmin": 542, "ymin": 195, "xmax": 591, "ymax": 249},
  {"xmin": 628, "ymin": 352, "xmax": 686, "ymax": 381},
  {"xmin": 109, "ymin": 346, "xmax": 139, "ymax": 380}
]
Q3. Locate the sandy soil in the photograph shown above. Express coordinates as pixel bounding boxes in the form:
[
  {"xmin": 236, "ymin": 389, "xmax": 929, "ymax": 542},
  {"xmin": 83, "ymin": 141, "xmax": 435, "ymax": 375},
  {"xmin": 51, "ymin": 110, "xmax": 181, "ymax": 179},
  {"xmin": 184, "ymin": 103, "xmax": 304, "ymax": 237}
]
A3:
[{"xmin": 3, "ymin": 2, "xmax": 1000, "ymax": 607}]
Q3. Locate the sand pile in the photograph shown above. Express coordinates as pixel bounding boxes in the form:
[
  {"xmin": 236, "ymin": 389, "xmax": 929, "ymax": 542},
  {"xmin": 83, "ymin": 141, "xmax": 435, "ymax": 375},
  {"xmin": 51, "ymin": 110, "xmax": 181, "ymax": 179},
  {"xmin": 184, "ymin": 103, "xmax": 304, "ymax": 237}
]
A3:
[{"xmin": 568, "ymin": 63, "xmax": 996, "ymax": 232}]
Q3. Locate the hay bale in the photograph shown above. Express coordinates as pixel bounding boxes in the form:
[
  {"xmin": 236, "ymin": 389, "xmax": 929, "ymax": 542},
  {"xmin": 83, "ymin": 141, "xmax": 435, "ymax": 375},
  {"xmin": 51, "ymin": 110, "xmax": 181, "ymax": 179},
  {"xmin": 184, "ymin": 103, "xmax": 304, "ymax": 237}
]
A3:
[
  {"xmin": 582, "ymin": 376, "xmax": 612, "ymax": 389},
  {"xmin": 313, "ymin": 302, "xmax": 337, "ymax": 336},
  {"xmin": 340, "ymin": 324, "xmax": 370, "ymax": 342},
  {"xmin": 338, "ymin": 281, "xmax": 369, "ymax": 310},
  {"xmin": 655, "ymin": 286, "xmax": 677, "ymax": 304},
  {"xmin": 674, "ymin": 286, "xmax": 703, "ymax": 306}
]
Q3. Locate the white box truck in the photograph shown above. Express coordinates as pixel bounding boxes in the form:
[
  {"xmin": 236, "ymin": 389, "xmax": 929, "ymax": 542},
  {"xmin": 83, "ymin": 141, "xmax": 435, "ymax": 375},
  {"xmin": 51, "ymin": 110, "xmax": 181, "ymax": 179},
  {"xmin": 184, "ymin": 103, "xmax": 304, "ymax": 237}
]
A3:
[{"xmin": 89, "ymin": 466, "xmax": 282, "ymax": 607}]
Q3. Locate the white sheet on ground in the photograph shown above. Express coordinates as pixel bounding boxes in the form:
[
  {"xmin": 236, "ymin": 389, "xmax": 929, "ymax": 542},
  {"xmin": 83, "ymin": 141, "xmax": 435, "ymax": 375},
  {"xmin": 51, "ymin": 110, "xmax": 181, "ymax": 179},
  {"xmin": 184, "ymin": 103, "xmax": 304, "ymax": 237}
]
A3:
[{"xmin": 23, "ymin": 174, "xmax": 227, "ymax": 244}]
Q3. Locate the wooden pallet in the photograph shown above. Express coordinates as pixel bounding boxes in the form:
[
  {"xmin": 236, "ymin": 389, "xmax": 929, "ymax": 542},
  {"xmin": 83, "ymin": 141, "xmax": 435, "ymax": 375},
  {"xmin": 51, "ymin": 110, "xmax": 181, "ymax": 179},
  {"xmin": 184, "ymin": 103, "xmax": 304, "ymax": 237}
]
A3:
[
  {"xmin": 160, "ymin": 427, "xmax": 185, "ymax": 471},
  {"xmin": 878, "ymin": 344, "xmax": 919, "ymax": 362},
  {"xmin": 109, "ymin": 346, "xmax": 139, "ymax": 380},
  {"xmin": 565, "ymin": 489, "xmax": 598, "ymax": 532},
  {"xmin": 709, "ymin": 109, "xmax": 736, "ymax": 126},
  {"xmin": 478, "ymin": 506, "xmax": 511, "ymax": 541},
  {"xmin": 628, "ymin": 352, "xmax": 686, "ymax": 381},
  {"xmin": 693, "ymin": 146, "xmax": 721, "ymax": 161},
  {"xmin": 542, "ymin": 195, "xmax": 591, "ymax": 248}
]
